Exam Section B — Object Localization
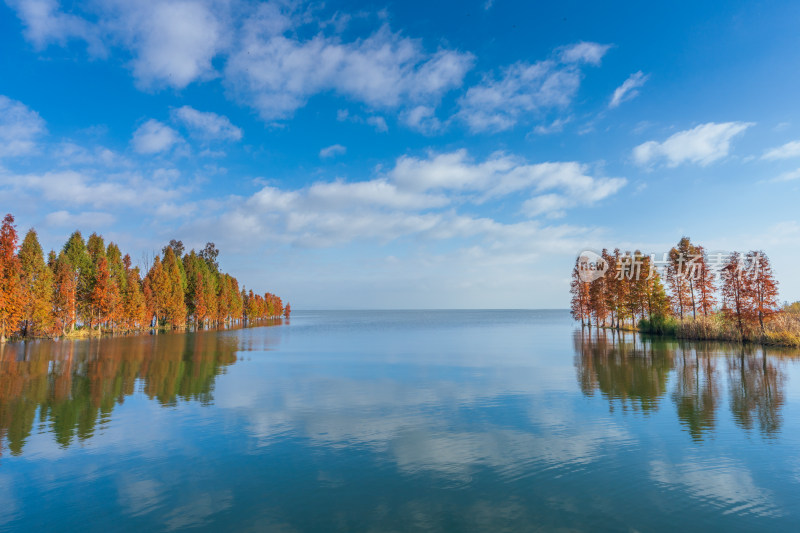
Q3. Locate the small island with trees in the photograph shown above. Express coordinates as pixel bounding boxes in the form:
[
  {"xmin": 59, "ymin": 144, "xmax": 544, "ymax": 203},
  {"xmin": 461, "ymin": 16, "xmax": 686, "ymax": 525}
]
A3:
[
  {"xmin": 569, "ymin": 237, "xmax": 799, "ymax": 346},
  {"xmin": 0, "ymin": 213, "xmax": 290, "ymax": 342}
]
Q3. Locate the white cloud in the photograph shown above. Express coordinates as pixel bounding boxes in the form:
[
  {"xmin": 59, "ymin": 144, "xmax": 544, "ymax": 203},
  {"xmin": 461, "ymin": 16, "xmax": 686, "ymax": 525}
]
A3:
[
  {"xmin": 366, "ymin": 116, "xmax": 389, "ymax": 132},
  {"xmin": 248, "ymin": 178, "xmax": 447, "ymax": 216},
  {"xmin": 0, "ymin": 169, "xmax": 183, "ymax": 210},
  {"xmin": 558, "ymin": 42, "xmax": 612, "ymax": 65},
  {"xmin": 172, "ymin": 106, "xmax": 242, "ymax": 141},
  {"xmin": 400, "ymin": 105, "xmax": 442, "ymax": 134},
  {"xmin": 388, "ymin": 150, "xmax": 625, "ymax": 208},
  {"xmin": 0, "ymin": 95, "xmax": 46, "ymax": 157},
  {"xmin": 117, "ymin": 478, "xmax": 163, "ymax": 518},
  {"xmin": 633, "ymin": 122, "xmax": 753, "ymax": 167},
  {"xmin": 609, "ymin": 70, "xmax": 649, "ymax": 109},
  {"xmin": 131, "ymin": 119, "xmax": 182, "ymax": 154},
  {"xmin": 7, "ymin": 0, "xmax": 225, "ymax": 88},
  {"xmin": 45, "ymin": 210, "xmax": 116, "ymax": 227},
  {"xmin": 305, "ymin": 179, "xmax": 448, "ymax": 211},
  {"xmin": 214, "ymin": 365, "xmax": 634, "ymax": 483},
  {"xmin": 10, "ymin": 2, "xmax": 471, "ymax": 126},
  {"xmin": 225, "ymin": 6, "xmax": 474, "ymax": 121},
  {"xmin": 522, "ymin": 194, "xmax": 570, "ymax": 218},
  {"xmin": 163, "ymin": 490, "xmax": 233, "ymax": 531},
  {"xmin": 54, "ymin": 142, "xmax": 125, "ymax": 167},
  {"xmin": 650, "ymin": 458, "xmax": 778, "ymax": 517},
  {"xmin": 389, "ymin": 150, "xmax": 508, "ymax": 191},
  {"xmin": 762, "ymin": 140, "xmax": 800, "ymax": 160},
  {"xmin": 91, "ymin": 0, "xmax": 228, "ymax": 90},
  {"xmin": 196, "ymin": 149, "xmax": 625, "ymax": 249},
  {"xmin": 338, "ymin": 110, "xmax": 389, "ymax": 132},
  {"xmin": 533, "ymin": 116, "xmax": 571, "ymax": 135},
  {"xmin": 319, "ymin": 144, "xmax": 346, "ymax": 158},
  {"xmin": 458, "ymin": 42, "xmax": 610, "ymax": 133},
  {"xmin": 771, "ymin": 168, "xmax": 800, "ymax": 182},
  {"xmin": 5, "ymin": 0, "xmax": 104, "ymax": 55}
]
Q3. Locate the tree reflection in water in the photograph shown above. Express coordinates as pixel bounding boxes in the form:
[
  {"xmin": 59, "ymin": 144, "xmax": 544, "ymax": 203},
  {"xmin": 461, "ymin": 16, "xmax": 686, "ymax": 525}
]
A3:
[
  {"xmin": 574, "ymin": 329, "xmax": 792, "ymax": 441},
  {"xmin": 0, "ymin": 321, "xmax": 282, "ymax": 458},
  {"xmin": 727, "ymin": 347, "xmax": 785, "ymax": 438}
]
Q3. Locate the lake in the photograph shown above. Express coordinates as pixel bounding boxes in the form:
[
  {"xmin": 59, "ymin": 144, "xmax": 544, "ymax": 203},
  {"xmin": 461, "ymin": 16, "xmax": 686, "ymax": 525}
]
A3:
[{"xmin": 1, "ymin": 310, "xmax": 799, "ymax": 531}]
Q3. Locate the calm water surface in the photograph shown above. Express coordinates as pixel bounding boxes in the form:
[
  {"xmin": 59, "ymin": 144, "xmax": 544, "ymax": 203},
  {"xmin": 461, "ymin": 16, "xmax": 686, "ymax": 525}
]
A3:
[{"xmin": 1, "ymin": 310, "xmax": 800, "ymax": 531}]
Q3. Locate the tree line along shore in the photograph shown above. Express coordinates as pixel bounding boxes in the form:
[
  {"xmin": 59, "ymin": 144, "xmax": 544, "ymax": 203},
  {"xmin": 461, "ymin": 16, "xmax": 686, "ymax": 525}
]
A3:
[
  {"xmin": 569, "ymin": 237, "xmax": 800, "ymax": 347},
  {"xmin": 0, "ymin": 214, "xmax": 290, "ymax": 342}
]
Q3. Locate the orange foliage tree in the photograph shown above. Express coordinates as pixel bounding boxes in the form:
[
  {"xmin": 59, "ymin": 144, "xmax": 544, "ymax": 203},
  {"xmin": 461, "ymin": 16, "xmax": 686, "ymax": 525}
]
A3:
[
  {"xmin": 694, "ymin": 245, "xmax": 716, "ymax": 317},
  {"xmin": 0, "ymin": 213, "xmax": 288, "ymax": 339},
  {"xmin": 569, "ymin": 259, "xmax": 590, "ymax": 326},
  {"xmin": 0, "ymin": 215, "xmax": 23, "ymax": 342},
  {"xmin": 747, "ymin": 251, "xmax": 779, "ymax": 333},
  {"xmin": 720, "ymin": 252, "xmax": 751, "ymax": 336}
]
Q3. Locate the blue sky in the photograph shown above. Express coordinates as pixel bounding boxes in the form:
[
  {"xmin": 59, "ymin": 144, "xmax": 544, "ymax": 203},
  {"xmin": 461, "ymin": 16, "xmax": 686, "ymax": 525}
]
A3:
[{"xmin": 1, "ymin": 0, "xmax": 800, "ymax": 309}]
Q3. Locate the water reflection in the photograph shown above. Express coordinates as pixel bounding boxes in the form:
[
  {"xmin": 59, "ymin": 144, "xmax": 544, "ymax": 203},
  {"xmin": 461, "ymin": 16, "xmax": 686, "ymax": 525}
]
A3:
[
  {"xmin": 727, "ymin": 349, "xmax": 785, "ymax": 438},
  {"xmin": 574, "ymin": 329, "xmax": 672, "ymax": 413},
  {"xmin": 574, "ymin": 329, "xmax": 792, "ymax": 440},
  {"xmin": 672, "ymin": 346, "xmax": 720, "ymax": 440},
  {"xmin": 1, "ymin": 311, "xmax": 799, "ymax": 530},
  {"xmin": 0, "ymin": 322, "xmax": 281, "ymax": 458}
]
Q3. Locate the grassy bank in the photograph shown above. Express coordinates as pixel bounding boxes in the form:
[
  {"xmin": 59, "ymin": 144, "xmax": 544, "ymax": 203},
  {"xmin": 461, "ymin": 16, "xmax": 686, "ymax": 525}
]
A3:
[{"xmin": 638, "ymin": 313, "xmax": 800, "ymax": 347}]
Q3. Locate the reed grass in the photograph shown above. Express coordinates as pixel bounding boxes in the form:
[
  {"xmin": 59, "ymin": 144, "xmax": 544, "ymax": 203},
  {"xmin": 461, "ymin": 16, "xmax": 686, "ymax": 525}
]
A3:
[{"xmin": 638, "ymin": 312, "xmax": 800, "ymax": 347}]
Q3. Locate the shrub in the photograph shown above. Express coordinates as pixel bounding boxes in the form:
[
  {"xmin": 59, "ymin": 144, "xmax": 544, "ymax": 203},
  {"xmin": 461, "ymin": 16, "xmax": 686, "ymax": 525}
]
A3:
[{"xmin": 638, "ymin": 314, "xmax": 678, "ymax": 336}]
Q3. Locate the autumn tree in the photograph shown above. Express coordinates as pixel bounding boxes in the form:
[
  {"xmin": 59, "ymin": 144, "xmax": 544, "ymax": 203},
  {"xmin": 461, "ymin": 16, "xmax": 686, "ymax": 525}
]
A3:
[
  {"xmin": 569, "ymin": 259, "xmax": 590, "ymax": 326},
  {"xmin": 720, "ymin": 252, "xmax": 752, "ymax": 337},
  {"xmin": 122, "ymin": 255, "xmax": 147, "ymax": 330},
  {"xmin": 746, "ymin": 251, "xmax": 779, "ymax": 333},
  {"xmin": 0, "ymin": 214, "xmax": 287, "ymax": 337},
  {"xmin": 52, "ymin": 254, "xmax": 76, "ymax": 335},
  {"xmin": 18, "ymin": 229, "xmax": 53, "ymax": 336},
  {"xmin": 588, "ymin": 264, "xmax": 608, "ymax": 327},
  {"xmin": 62, "ymin": 231, "xmax": 90, "ymax": 329},
  {"xmin": 622, "ymin": 251, "xmax": 650, "ymax": 325},
  {"xmin": 265, "ymin": 293, "xmax": 283, "ymax": 317},
  {"xmin": 240, "ymin": 288, "xmax": 249, "ymax": 321},
  {"xmin": 144, "ymin": 250, "xmax": 183, "ymax": 328},
  {"xmin": 90, "ymin": 257, "xmax": 121, "ymax": 331},
  {"xmin": 164, "ymin": 239, "xmax": 185, "ymax": 259},
  {"xmin": 222, "ymin": 274, "xmax": 242, "ymax": 323},
  {"xmin": 143, "ymin": 256, "xmax": 167, "ymax": 326},
  {"xmin": 245, "ymin": 289, "xmax": 256, "ymax": 320},
  {"xmin": 183, "ymin": 250, "xmax": 216, "ymax": 327},
  {"xmin": 216, "ymin": 274, "xmax": 233, "ymax": 324},
  {"xmin": 694, "ymin": 245, "xmax": 716, "ymax": 317},
  {"xmin": 667, "ymin": 238, "xmax": 694, "ymax": 319},
  {"xmin": 85, "ymin": 233, "xmax": 109, "ymax": 327},
  {"xmin": 106, "ymin": 243, "xmax": 127, "ymax": 297},
  {"xmin": 0, "ymin": 215, "xmax": 22, "ymax": 342},
  {"xmin": 199, "ymin": 242, "xmax": 219, "ymax": 273},
  {"xmin": 162, "ymin": 247, "xmax": 187, "ymax": 328},
  {"xmin": 644, "ymin": 271, "xmax": 671, "ymax": 319},
  {"xmin": 605, "ymin": 249, "xmax": 628, "ymax": 328},
  {"xmin": 284, "ymin": 303, "xmax": 291, "ymax": 319}
]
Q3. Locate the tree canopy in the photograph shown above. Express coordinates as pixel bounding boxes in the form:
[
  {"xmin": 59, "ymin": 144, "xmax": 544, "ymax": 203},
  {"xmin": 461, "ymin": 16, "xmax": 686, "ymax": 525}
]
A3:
[{"xmin": 0, "ymin": 213, "xmax": 290, "ymax": 340}]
